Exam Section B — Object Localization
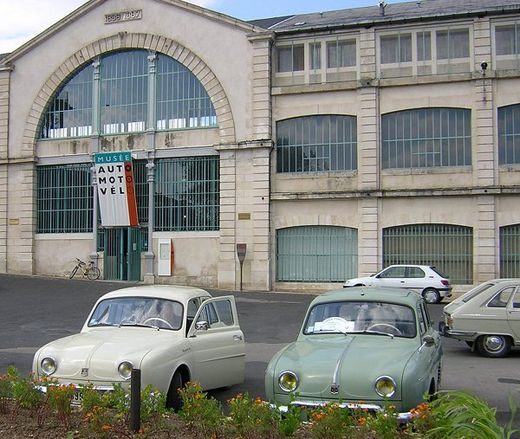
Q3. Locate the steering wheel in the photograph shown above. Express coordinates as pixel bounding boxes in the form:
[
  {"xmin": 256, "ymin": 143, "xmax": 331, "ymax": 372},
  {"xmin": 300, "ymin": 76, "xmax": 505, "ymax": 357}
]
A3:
[
  {"xmin": 143, "ymin": 317, "xmax": 173, "ymax": 329},
  {"xmin": 366, "ymin": 322, "xmax": 402, "ymax": 336}
]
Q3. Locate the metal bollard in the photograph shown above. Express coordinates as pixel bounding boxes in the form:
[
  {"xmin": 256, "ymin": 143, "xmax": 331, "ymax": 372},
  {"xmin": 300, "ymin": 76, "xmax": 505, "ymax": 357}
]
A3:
[{"xmin": 130, "ymin": 368, "xmax": 141, "ymax": 433}]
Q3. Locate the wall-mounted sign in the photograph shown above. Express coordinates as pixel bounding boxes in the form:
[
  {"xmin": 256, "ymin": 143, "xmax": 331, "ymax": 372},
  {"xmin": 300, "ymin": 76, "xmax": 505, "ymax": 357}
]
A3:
[
  {"xmin": 105, "ymin": 10, "xmax": 142, "ymax": 25},
  {"xmin": 95, "ymin": 152, "xmax": 138, "ymax": 227}
]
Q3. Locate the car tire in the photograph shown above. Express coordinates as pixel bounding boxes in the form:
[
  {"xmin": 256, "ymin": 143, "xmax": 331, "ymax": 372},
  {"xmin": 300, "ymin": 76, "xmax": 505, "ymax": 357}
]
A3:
[
  {"xmin": 166, "ymin": 369, "xmax": 185, "ymax": 410},
  {"xmin": 476, "ymin": 335, "xmax": 511, "ymax": 358},
  {"xmin": 422, "ymin": 288, "xmax": 441, "ymax": 304}
]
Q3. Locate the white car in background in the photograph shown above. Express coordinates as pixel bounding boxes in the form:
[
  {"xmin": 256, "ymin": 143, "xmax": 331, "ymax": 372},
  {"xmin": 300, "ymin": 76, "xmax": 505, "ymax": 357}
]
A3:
[
  {"xmin": 32, "ymin": 285, "xmax": 245, "ymax": 409},
  {"xmin": 344, "ymin": 265, "xmax": 452, "ymax": 304}
]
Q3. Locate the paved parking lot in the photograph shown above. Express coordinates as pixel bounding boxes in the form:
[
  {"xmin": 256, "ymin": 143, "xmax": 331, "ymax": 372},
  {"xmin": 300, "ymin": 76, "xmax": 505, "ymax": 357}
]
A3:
[{"xmin": 1, "ymin": 274, "xmax": 519, "ymax": 427}]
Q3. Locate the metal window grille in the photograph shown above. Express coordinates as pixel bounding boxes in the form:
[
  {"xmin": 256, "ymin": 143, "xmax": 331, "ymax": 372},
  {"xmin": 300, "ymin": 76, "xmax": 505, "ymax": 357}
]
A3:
[
  {"xmin": 39, "ymin": 64, "xmax": 94, "ymax": 139},
  {"xmin": 383, "ymin": 224, "xmax": 473, "ymax": 284},
  {"xmin": 498, "ymin": 104, "xmax": 520, "ymax": 165},
  {"xmin": 276, "ymin": 226, "xmax": 358, "ymax": 282},
  {"xmin": 276, "ymin": 115, "xmax": 357, "ymax": 173},
  {"xmin": 154, "ymin": 156, "xmax": 219, "ymax": 231},
  {"xmin": 382, "ymin": 108, "xmax": 471, "ymax": 170},
  {"xmin": 37, "ymin": 164, "xmax": 93, "ymax": 233},
  {"xmin": 100, "ymin": 50, "xmax": 149, "ymax": 135},
  {"xmin": 97, "ymin": 227, "xmax": 148, "ymax": 253},
  {"xmin": 156, "ymin": 54, "xmax": 217, "ymax": 130},
  {"xmin": 500, "ymin": 224, "xmax": 520, "ymax": 277}
]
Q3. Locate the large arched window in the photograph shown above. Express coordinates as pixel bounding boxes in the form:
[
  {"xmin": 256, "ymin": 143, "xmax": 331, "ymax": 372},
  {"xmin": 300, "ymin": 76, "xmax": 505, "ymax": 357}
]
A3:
[
  {"xmin": 383, "ymin": 224, "xmax": 473, "ymax": 284},
  {"xmin": 276, "ymin": 115, "xmax": 357, "ymax": 173},
  {"xmin": 498, "ymin": 104, "xmax": 520, "ymax": 165},
  {"xmin": 381, "ymin": 108, "xmax": 471, "ymax": 169},
  {"xmin": 276, "ymin": 226, "xmax": 358, "ymax": 282},
  {"xmin": 500, "ymin": 224, "xmax": 520, "ymax": 277},
  {"xmin": 39, "ymin": 50, "xmax": 217, "ymax": 139}
]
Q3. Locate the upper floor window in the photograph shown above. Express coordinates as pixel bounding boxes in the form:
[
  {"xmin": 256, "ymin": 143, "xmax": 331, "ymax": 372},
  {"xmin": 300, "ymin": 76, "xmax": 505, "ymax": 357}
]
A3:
[
  {"xmin": 382, "ymin": 108, "xmax": 471, "ymax": 170},
  {"xmin": 496, "ymin": 24, "xmax": 520, "ymax": 56},
  {"xmin": 276, "ymin": 115, "xmax": 357, "ymax": 173},
  {"xmin": 277, "ymin": 44, "xmax": 304, "ymax": 72},
  {"xmin": 381, "ymin": 33, "xmax": 412, "ymax": 64},
  {"xmin": 327, "ymin": 39, "xmax": 356, "ymax": 68},
  {"xmin": 498, "ymin": 104, "xmax": 520, "ymax": 165},
  {"xmin": 417, "ymin": 31, "xmax": 432, "ymax": 61},
  {"xmin": 39, "ymin": 50, "xmax": 217, "ymax": 139},
  {"xmin": 309, "ymin": 42, "xmax": 321, "ymax": 70},
  {"xmin": 436, "ymin": 29, "xmax": 469, "ymax": 60}
]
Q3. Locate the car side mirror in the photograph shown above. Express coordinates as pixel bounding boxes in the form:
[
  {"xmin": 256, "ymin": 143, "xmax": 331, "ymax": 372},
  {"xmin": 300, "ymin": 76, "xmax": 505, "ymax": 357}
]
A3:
[
  {"xmin": 423, "ymin": 335, "xmax": 435, "ymax": 347},
  {"xmin": 195, "ymin": 320, "xmax": 209, "ymax": 331}
]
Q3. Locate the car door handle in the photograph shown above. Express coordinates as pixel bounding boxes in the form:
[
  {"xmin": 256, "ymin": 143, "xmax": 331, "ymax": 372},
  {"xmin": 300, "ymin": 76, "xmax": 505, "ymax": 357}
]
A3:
[{"xmin": 233, "ymin": 335, "xmax": 243, "ymax": 341}]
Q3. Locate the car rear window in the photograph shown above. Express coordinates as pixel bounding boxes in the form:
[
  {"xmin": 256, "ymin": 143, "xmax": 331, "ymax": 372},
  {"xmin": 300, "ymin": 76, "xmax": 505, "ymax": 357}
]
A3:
[
  {"xmin": 461, "ymin": 282, "xmax": 494, "ymax": 302},
  {"xmin": 430, "ymin": 266, "xmax": 447, "ymax": 278}
]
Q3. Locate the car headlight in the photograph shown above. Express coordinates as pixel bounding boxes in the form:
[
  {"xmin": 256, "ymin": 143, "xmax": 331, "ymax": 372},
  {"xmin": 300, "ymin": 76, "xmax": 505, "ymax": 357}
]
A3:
[
  {"xmin": 375, "ymin": 376, "xmax": 396, "ymax": 398},
  {"xmin": 40, "ymin": 357, "xmax": 57, "ymax": 376},
  {"xmin": 118, "ymin": 361, "xmax": 134, "ymax": 380},
  {"xmin": 278, "ymin": 371, "xmax": 299, "ymax": 392}
]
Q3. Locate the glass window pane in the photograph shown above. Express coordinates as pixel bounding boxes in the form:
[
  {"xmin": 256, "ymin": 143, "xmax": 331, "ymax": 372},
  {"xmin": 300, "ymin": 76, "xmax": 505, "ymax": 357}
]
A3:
[
  {"xmin": 498, "ymin": 104, "xmax": 520, "ymax": 165},
  {"xmin": 417, "ymin": 31, "xmax": 431, "ymax": 61},
  {"xmin": 309, "ymin": 43, "xmax": 321, "ymax": 69},
  {"xmin": 276, "ymin": 115, "xmax": 357, "ymax": 173},
  {"xmin": 381, "ymin": 34, "xmax": 411, "ymax": 64},
  {"xmin": 437, "ymin": 29, "xmax": 469, "ymax": 60},
  {"xmin": 381, "ymin": 108, "xmax": 471, "ymax": 170}
]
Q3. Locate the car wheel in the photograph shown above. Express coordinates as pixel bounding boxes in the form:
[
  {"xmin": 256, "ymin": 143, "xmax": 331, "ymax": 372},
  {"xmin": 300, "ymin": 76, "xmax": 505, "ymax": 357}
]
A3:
[
  {"xmin": 422, "ymin": 288, "xmax": 441, "ymax": 304},
  {"xmin": 476, "ymin": 335, "xmax": 511, "ymax": 358},
  {"xmin": 166, "ymin": 369, "xmax": 185, "ymax": 410}
]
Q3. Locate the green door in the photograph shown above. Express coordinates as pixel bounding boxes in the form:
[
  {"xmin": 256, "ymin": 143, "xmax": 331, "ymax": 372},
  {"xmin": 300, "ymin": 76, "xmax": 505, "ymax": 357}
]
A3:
[{"xmin": 104, "ymin": 228, "xmax": 142, "ymax": 281}]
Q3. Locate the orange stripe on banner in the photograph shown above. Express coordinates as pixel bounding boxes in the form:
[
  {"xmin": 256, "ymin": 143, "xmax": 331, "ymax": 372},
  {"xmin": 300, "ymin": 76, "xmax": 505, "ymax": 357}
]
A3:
[{"xmin": 124, "ymin": 161, "xmax": 139, "ymax": 226}]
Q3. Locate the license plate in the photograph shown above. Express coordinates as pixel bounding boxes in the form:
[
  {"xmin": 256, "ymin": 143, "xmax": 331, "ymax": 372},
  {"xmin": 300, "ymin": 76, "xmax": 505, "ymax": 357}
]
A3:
[{"xmin": 71, "ymin": 389, "xmax": 83, "ymax": 406}]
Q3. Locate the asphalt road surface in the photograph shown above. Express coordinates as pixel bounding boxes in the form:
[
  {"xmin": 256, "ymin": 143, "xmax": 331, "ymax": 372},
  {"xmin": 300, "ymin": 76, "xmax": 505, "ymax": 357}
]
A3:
[{"xmin": 1, "ymin": 274, "xmax": 519, "ymax": 428}]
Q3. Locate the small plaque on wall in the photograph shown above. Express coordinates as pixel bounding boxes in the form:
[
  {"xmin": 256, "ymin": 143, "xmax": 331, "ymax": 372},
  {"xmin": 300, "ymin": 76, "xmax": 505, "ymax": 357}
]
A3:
[{"xmin": 238, "ymin": 213, "xmax": 251, "ymax": 220}]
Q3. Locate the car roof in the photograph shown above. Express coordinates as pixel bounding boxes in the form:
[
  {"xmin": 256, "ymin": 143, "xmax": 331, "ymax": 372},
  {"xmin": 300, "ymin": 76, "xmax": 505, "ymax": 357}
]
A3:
[
  {"xmin": 97, "ymin": 285, "xmax": 212, "ymax": 302},
  {"xmin": 312, "ymin": 287, "xmax": 421, "ymax": 307}
]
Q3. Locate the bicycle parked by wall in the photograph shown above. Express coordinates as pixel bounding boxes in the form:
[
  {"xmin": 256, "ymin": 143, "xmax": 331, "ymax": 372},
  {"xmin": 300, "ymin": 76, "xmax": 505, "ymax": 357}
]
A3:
[{"xmin": 69, "ymin": 258, "xmax": 101, "ymax": 280}]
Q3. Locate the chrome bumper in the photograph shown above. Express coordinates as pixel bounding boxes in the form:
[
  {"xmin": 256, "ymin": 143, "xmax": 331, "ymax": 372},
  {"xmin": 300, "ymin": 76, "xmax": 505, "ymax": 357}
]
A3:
[
  {"xmin": 438, "ymin": 322, "xmax": 476, "ymax": 339},
  {"xmin": 274, "ymin": 400, "xmax": 413, "ymax": 423}
]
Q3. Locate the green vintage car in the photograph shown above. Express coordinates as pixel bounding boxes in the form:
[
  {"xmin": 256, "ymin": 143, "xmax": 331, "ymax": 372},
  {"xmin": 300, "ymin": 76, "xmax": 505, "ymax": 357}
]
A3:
[{"xmin": 265, "ymin": 287, "xmax": 442, "ymax": 420}]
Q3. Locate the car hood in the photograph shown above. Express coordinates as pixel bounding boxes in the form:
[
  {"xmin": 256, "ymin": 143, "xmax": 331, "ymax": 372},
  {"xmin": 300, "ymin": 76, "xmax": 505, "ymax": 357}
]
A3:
[
  {"xmin": 35, "ymin": 328, "xmax": 183, "ymax": 382},
  {"xmin": 344, "ymin": 276, "xmax": 373, "ymax": 286},
  {"xmin": 273, "ymin": 335, "xmax": 417, "ymax": 400}
]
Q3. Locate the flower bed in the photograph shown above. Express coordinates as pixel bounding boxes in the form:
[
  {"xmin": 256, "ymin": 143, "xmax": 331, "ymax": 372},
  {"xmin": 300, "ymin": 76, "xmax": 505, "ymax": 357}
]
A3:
[{"xmin": 0, "ymin": 367, "xmax": 517, "ymax": 439}]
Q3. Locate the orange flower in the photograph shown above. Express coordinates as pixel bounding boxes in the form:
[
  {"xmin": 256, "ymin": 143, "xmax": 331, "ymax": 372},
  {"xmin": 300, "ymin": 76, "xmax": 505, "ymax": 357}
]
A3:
[
  {"xmin": 358, "ymin": 416, "xmax": 367, "ymax": 426},
  {"xmin": 101, "ymin": 424, "xmax": 112, "ymax": 432}
]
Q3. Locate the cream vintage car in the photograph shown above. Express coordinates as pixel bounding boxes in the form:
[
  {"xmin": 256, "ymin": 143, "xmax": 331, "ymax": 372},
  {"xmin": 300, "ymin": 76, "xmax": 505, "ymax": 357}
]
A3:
[
  {"xmin": 440, "ymin": 279, "xmax": 520, "ymax": 357},
  {"xmin": 32, "ymin": 285, "xmax": 245, "ymax": 408}
]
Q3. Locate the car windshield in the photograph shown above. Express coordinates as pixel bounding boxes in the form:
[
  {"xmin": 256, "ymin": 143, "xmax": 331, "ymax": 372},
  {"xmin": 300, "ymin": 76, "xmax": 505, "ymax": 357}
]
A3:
[
  {"xmin": 88, "ymin": 297, "xmax": 183, "ymax": 330},
  {"xmin": 303, "ymin": 301, "xmax": 416, "ymax": 338}
]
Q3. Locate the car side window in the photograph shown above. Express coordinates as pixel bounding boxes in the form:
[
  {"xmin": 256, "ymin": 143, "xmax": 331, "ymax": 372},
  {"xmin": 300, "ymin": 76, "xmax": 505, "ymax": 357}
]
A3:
[
  {"xmin": 197, "ymin": 299, "xmax": 234, "ymax": 329},
  {"xmin": 487, "ymin": 287, "xmax": 515, "ymax": 308},
  {"xmin": 512, "ymin": 290, "xmax": 520, "ymax": 309},
  {"xmin": 379, "ymin": 267, "xmax": 406, "ymax": 278},
  {"xmin": 417, "ymin": 304, "xmax": 427, "ymax": 335},
  {"xmin": 407, "ymin": 267, "xmax": 425, "ymax": 278}
]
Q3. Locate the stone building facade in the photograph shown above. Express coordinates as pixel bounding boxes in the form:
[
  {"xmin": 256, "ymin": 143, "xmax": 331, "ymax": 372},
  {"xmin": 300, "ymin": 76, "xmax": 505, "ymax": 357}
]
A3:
[{"xmin": 1, "ymin": 0, "xmax": 520, "ymax": 293}]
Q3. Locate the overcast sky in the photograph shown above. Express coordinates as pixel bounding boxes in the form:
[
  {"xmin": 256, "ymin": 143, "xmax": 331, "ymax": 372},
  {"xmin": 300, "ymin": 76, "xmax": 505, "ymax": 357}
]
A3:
[{"xmin": 0, "ymin": 0, "xmax": 403, "ymax": 53}]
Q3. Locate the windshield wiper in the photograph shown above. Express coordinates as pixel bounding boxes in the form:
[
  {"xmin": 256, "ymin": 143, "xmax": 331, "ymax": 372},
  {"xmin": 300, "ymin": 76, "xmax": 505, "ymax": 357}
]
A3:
[
  {"xmin": 350, "ymin": 330, "xmax": 394, "ymax": 339},
  {"xmin": 90, "ymin": 322, "xmax": 116, "ymax": 327},
  {"xmin": 118, "ymin": 323, "xmax": 153, "ymax": 328}
]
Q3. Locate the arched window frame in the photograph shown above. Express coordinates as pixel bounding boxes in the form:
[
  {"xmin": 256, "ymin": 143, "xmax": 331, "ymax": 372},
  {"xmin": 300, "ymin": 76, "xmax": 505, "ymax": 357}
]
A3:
[
  {"xmin": 39, "ymin": 50, "xmax": 217, "ymax": 139},
  {"xmin": 276, "ymin": 115, "xmax": 357, "ymax": 173}
]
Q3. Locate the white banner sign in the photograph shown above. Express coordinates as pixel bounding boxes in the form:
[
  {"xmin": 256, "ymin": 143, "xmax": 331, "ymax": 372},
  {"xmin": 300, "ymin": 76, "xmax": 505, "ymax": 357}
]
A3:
[{"xmin": 95, "ymin": 152, "xmax": 138, "ymax": 227}]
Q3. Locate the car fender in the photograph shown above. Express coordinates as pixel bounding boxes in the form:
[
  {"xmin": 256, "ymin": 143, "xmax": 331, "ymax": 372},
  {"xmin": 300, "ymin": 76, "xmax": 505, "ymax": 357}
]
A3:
[{"xmin": 264, "ymin": 342, "xmax": 296, "ymax": 403}]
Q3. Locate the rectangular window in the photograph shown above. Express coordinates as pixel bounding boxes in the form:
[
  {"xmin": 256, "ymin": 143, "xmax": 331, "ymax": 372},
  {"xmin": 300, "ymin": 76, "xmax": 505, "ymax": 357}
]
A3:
[
  {"xmin": 417, "ymin": 31, "xmax": 431, "ymax": 61},
  {"xmin": 37, "ymin": 164, "xmax": 93, "ymax": 233},
  {"xmin": 380, "ymin": 34, "xmax": 412, "ymax": 64},
  {"xmin": 496, "ymin": 25, "xmax": 520, "ymax": 55},
  {"xmin": 154, "ymin": 156, "xmax": 219, "ymax": 231},
  {"xmin": 327, "ymin": 40, "xmax": 356, "ymax": 68},
  {"xmin": 500, "ymin": 224, "xmax": 520, "ymax": 277},
  {"xmin": 309, "ymin": 42, "xmax": 321, "ymax": 69},
  {"xmin": 436, "ymin": 29, "xmax": 469, "ymax": 59},
  {"xmin": 277, "ymin": 45, "xmax": 304, "ymax": 72}
]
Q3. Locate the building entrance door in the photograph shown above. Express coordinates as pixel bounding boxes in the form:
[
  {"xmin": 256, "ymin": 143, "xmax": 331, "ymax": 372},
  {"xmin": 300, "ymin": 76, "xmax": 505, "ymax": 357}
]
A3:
[{"xmin": 104, "ymin": 228, "xmax": 142, "ymax": 281}]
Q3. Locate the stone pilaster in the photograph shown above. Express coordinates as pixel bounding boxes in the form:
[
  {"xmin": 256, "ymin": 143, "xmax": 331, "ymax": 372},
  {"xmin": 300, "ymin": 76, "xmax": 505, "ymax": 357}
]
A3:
[
  {"xmin": 473, "ymin": 17, "xmax": 495, "ymax": 188},
  {"xmin": 358, "ymin": 198, "xmax": 380, "ymax": 277},
  {"xmin": 475, "ymin": 195, "xmax": 497, "ymax": 282},
  {"xmin": 0, "ymin": 68, "xmax": 9, "ymax": 273}
]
